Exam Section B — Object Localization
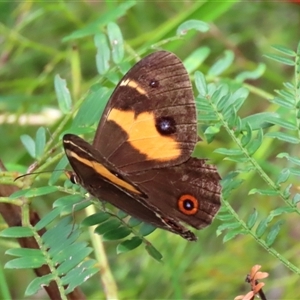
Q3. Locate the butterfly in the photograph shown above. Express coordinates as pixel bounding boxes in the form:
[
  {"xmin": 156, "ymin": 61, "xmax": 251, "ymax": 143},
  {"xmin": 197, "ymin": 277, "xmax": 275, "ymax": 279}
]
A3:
[{"xmin": 63, "ymin": 51, "xmax": 221, "ymax": 241}]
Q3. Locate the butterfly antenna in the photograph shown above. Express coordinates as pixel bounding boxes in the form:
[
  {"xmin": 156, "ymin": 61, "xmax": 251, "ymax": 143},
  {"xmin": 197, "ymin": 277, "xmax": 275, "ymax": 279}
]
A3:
[{"xmin": 14, "ymin": 169, "xmax": 66, "ymax": 182}]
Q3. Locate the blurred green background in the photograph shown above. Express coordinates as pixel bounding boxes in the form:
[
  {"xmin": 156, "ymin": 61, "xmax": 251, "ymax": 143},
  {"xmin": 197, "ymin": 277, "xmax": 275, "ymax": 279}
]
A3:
[{"xmin": 1, "ymin": 1, "xmax": 300, "ymax": 299}]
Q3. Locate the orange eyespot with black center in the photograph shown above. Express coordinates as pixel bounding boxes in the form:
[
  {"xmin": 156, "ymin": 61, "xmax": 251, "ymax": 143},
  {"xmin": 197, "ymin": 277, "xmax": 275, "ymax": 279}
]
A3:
[{"xmin": 178, "ymin": 194, "xmax": 199, "ymax": 215}]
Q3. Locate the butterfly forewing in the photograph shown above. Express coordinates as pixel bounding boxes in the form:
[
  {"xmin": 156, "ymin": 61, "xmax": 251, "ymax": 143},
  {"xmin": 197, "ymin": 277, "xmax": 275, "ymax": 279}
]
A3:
[{"xmin": 93, "ymin": 51, "xmax": 197, "ymax": 173}]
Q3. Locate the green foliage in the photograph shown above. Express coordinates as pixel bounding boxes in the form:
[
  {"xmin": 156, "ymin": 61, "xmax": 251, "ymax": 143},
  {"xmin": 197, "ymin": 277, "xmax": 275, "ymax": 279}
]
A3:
[
  {"xmin": 1, "ymin": 1, "xmax": 300, "ymax": 299},
  {"xmin": 0, "ymin": 216, "xmax": 98, "ymax": 297}
]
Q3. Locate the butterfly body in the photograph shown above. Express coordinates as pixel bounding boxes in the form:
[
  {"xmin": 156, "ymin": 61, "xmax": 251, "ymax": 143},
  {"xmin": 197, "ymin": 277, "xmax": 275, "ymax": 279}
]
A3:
[{"xmin": 63, "ymin": 51, "xmax": 221, "ymax": 241}]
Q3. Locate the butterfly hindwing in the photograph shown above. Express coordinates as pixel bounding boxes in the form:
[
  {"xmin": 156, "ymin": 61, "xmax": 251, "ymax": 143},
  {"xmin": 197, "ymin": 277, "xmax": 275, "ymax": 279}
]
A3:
[{"xmin": 128, "ymin": 157, "xmax": 221, "ymax": 230}]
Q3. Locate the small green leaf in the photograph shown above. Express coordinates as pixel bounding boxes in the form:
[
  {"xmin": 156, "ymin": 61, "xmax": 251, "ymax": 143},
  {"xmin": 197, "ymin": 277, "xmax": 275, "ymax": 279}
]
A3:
[
  {"xmin": 20, "ymin": 135, "xmax": 35, "ymax": 158},
  {"xmin": 292, "ymin": 193, "xmax": 300, "ymax": 205},
  {"xmin": 195, "ymin": 71, "xmax": 207, "ymax": 95},
  {"xmin": 262, "ymin": 116, "xmax": 296, "ymax": 130},
  {"xmin": 276, "ymin": 169, "xmax": 290, "ymax": 185},
  {"xmin": 176, "ymin": 19, "xmax": 209, "ymax": 36},
  {"xmin": 63, "ymin": 260, "xmax": 98, "ymax": 293},
  {"xmin": 0, "ymin": 227, "xmax": 33, "ymax": 238},
  {"xmin": 241, "ymin": 112, "xmax": 279, "ymax": 130},
  {"xmin": 103, "ymin": 226, "xmax": 131, "ymax": 241},
  {"xmin": 241, "ymin": 123, "xmax": 252, "ymax": 147},
  {"xmin": 216, "ymin": 94, "xmax": 231, "ymax": 112},
  {"xmin": 277, "ymin": 152, "xmax": 300, "ymax": 166},
  {"xmin": 246, "ymin": 210, "xmax": 258, "ymax": 229},
  {"xmin": 82, "ymin": 212, "xmax": 111, "ymax": 227},
  {"xmin": 94, "ymin": 219, "xmax": 122, "ymax": 235},
  {"xmin": 43, "ymin": 221, "xmax": 75, "ymax": 248},
  {"xmin": 223, "ymin": 229, "xmax": 247, "ymax": 243},
  {"xmin": 117, "ymin": 210, "xmax": 128, "ymax": 219},
  {"xmin": 139, "ymin": 223, "xmax": 156, "ymax": 236},
  {"xmin": 62, "ymin": 200, "xmax": 91, "ymax": 215},
  {"xmin": 95, "ymin": 33, "xmax": 110, "ymax": 74},
  {"xmin": 145, "ymin": 244, "xmax": 163, "ymax": 262},
  {"xmin": 264, "ymin": 54, "xmax": 295, "ymax": 66},
  {"xmin": 211, "ymin": 85, "xmax": 229, "ymax": 107},
  {"xmin": 25, "ymin": 274, "xmax": 54, "ymax": 296},
  {"xmin": 268, "ymin": 117, "xmax": 297, "ymax": 130},
  {"xmin": 204, "ymin": 125, "xmax": 221, "ymax": 135},
  {"xmin": 196, "ymin": 100, "xmax": 211, "ymax": 111},
  {"xmin": 5, "ymin": 256, "xmax": 46, "ymax": 269},
  {"xmin": 34, "ymin": 208, "xmax": 61, "ymax": 231},
  {"xmin": 266, "ymin": 220, "xmax": 284, "ymax": 247},
  {"xmin": 48, "ymin": 230, "xmax": 81, "ymax": 258},
  {"xmin": 25, "ymin": 186, "xmax": 59, "ymax": 198},
  {"xmin": 235, "ymin": 63, "xmax": 266, "ymax": 82},
  {"xmin": 235, "ymin": 117, "xmax": 244, "ymax": 135},
  {"xmin": 53, "ymin": 194, "xmax": 85, "ymax": 208},
  {"xmin": 216, "ymin": 222, "xmax": 241, "ymax": 232},
  {"xmin": 222, "ymin": 178, "xmax": 244, "ymax": 198},
  {"xmin": 208, "ymin": 50, "xmax": 234, "ymax": 76},
  {"xmin": 269, "ymin": 207, "xmax": 295, "ymax": 218},
  {"xmin": 215, "ymin": 213, "xmax": 233, "ymax": 222},
  {"xmin": 205, "ymin": 133, "xmax": 217, "ymax": 144},
  {"xmin": 197, "ymin": 113, "xmax": 219, "ymax": 122},
  {"xmin": 276, "ymin": 88, "xmax": 294, "ymax": 101},
  {"xmin": 226, "ymin": 112, "xmax": 238, "ymax": 129},
  {"xmin": 256, "ymin": 219, "xmax": 268, "ymax": 237},
  {"xmin": 35, "ymin": 127, "xmax": 46, "ymax": 159},
  {"xmin": 272, "ymin": 45, "xmax": 296, "ymax": 56},
  {"xmin": 249, "ymin": 188, "xmax": 279, "ymax": 196},
  {"xmin": 128, "ymin": 217, "xmax": 142, "ymax": 227},
  {"xmin": 230, "ymin": 88, "xmax": 249, "ymax": 112},
  {"xmin": 246, "ymin": 128, "xmax": 263, "ymax": 155},
  {"xmin": 54, "ymin": 75, "xmax": 72, "ymax": 114},
  {"xmin": 283, "ymin": 184, "xmax": 291, "ymax": 198},
  {"xmin": 289, "ymin": 166, "xmax": 300, "ymax": 176},
  {"xmin": 117, "ymin": 237, "xmax": 143, "ymax": 254},
  {"xmin": 9, "ymin": 189, "xmax": 29, "ymax": 199},
  {"xmin": 57, "ymin": 247, "xmax": 93, "ymax": 275},
  {"xmin": 271, "ymin": 96, "xmax": 294, "ymax": 109},
  {"xmin": 283, "ymin": 81, "xmax": 294, "ymax": 90},
  {"xmin": 265, "ymin": 132, "xmax": 300, "ymax": 144},
  {"xmin": 214, "ymin": 148, "xmax": 244, "ymax": 156},
  {"xmin": 222, "ymin": 171, "xmax": 240, "ymax": 181},
  {"xmin": 223, "ymin": 156, "xmax": 249, "ymax": 163},
  {"xmin": 107, "ymin": 22, "xmax": 124, "ymax": 64},
  {"xmin": 52, "ymin": 242, "xmax": 88, "ymax": 264},
  {"xmin": 184, "ymin": 47, "xmax": 210, "ymax": 73},
  {"xmin": 5, "ymin": 248, "xmax": 43, "ymax": 257}
]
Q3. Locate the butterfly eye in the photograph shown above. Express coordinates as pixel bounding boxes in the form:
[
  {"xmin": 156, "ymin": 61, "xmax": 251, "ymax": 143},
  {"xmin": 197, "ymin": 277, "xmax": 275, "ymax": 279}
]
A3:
[
  {"xmin": 149, "ymin": 79, "xmax": 159, "ymax": 88},
  {"xmin": 69, "ymin": 173, "xmax": 79, "ymax": 184},
  {"xmin": 155, "ymin": 116, "xmax": 176, "ymax": 135},
  {"xmin": 178, "ymin": 194, "xmax": 199, "ymax": 215}
]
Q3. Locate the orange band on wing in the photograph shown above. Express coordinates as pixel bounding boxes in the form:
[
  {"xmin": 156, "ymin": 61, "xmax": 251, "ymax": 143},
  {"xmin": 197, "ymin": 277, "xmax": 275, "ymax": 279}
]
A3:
[
  {"xmin": 107, "ymin": 109, "xmax": 181, "ymax": 161},
  {"xmin": 66, "ymin": 150, "xmax": 141, "ymax": 195}
]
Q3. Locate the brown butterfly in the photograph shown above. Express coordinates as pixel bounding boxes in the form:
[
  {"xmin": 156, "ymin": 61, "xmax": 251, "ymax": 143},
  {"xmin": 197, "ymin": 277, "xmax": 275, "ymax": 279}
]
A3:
[{"xmin": 63, "ymin": 51, "xmax": 221, "ymax": 241}]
